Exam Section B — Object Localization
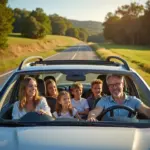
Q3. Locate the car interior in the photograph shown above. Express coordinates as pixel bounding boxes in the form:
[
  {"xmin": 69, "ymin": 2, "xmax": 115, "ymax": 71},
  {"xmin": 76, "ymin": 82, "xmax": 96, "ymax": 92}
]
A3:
[{"xmin": 0, "ymin": 71, "xmax": 148, "ymax": 121}]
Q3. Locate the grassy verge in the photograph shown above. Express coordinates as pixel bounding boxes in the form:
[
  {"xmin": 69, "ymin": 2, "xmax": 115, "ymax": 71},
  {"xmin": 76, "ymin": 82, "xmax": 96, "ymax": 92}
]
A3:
[
  {"xmin": 89, "ymin": 43, "xmax": 150, "ymax": 86},
  {"xmin": 0, "ymin": 34, "xmax": 81, "ymax": 74}
]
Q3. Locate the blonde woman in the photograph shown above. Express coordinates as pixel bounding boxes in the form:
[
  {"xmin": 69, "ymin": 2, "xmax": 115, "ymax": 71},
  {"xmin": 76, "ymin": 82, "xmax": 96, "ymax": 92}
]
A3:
[
  {"xmin": 12, "ymin": 77, "xmax": 52, "ymax": 119},
  {"xmin": 45, "ymin": 79, "xmax": 58, "ymax": 113},
  {"xmin": 45, "ymin": 79, "xmax": 58, "ymax": 99}
]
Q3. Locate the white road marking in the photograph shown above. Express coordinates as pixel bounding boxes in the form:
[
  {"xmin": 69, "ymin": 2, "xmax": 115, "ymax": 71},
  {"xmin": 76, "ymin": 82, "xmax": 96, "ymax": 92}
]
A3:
[
  {"xmin": 71, "ymin": 45, "xmax": 80, "ymax": 60},
  {"xmin": 0, "ymin": 70, "xmax": 13, "ymax": 78},
  {"xmin": 71, "ymin": 53, "xmax": 77, "ymax": 60},
  {"xmin": 0, "ymin": 46, "xmax": 76, "ymax": 77},
  {"xmin": 56, "ymin": 45, "xmax": 80, "ymax": 81},
  {"xmin": 0, "ymin": 44, "xmax": 82, "ymax": 79}
]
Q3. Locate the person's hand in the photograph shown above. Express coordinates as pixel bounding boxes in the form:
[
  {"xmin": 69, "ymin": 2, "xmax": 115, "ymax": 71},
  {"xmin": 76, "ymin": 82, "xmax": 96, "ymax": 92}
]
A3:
[
  {"xmin": 87, "ymin": 117, "xmax": 98, "ymax": 122},
  {"xmin": 36, "ymin": 109, "xmax": 48, "ymax": 115}
]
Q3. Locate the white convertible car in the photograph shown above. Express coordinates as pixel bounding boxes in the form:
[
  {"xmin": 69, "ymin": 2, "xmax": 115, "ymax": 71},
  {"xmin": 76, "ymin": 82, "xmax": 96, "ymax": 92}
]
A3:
[{"xmin": 0, "ymin": 56, "xmax": 150, "ymax": 150}]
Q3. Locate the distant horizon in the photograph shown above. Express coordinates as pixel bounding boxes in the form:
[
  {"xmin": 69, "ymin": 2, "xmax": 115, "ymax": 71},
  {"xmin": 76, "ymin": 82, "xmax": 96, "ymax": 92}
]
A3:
[
  {"xmin": 67, "ymin": 18, "xmax": 102, "ymax": 23},
  {"xmin": 8, "ymin": 0, "xmax": 147, "ymax": 22}
]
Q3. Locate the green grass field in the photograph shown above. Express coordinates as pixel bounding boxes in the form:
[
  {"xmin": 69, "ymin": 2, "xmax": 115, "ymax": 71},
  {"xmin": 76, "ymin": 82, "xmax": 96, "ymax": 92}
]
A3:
[
  {"xmin": 0, "ymin": 33, "xmax": 80, "ymax": 73},
  {"xmin": 8, "ymin": 33, "xmax": 79, "ymax": 45},
  {"xmin": 89, "ymin": 43, "xmax": 150, "ymax": 86}
]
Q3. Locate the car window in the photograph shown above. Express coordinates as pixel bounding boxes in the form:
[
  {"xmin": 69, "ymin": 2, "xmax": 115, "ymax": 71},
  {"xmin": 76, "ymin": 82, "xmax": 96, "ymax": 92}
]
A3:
[{"xmin": 0, "ymin": 76, "xmax": 18, "ymax": 108}]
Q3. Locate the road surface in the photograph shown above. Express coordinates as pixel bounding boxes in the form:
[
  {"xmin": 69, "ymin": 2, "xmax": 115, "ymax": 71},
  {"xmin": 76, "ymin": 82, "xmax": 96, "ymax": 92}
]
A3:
[{"xmin": 0, "ymin": 43, "xmax": 99, "ymax": 87}]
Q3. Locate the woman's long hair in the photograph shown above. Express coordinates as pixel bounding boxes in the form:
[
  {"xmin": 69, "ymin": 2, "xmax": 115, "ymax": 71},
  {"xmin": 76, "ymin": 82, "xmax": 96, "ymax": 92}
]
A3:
[
  {"xmin": 56, "ymin": 91, "xmax": 73, "ymax": 116},
  {"xmin": 45, "ymin": 79, "xmax": 58, "ymax": 97},
  {"xmin": 19, "ymin": 77, "xmax": 41, "ymax": 110}
]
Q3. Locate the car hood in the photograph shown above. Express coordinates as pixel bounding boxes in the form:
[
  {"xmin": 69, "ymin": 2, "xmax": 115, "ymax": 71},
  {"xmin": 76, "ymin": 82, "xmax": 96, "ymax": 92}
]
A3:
[{"xmin": 0, "ymin": 126, "xmax": 150, "ymax": 150}]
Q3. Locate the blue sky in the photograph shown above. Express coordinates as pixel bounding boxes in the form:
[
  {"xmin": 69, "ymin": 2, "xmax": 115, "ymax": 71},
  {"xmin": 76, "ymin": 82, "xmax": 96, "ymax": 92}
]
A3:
[{"xmin": 8, "ymin": 0, "xmax": 147, "ymax": 22}]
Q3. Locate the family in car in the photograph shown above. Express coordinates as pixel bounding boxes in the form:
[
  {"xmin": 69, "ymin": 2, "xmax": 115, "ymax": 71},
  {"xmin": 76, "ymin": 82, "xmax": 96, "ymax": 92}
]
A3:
[{"xmin": 12, "ymin": 74, "xmax": 150, "ymax": 121}]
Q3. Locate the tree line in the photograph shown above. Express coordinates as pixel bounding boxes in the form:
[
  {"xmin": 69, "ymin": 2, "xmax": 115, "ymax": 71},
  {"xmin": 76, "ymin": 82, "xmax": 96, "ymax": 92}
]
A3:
[
  {"xmin": 103, "ymin": 0, "xmax": 150, "ymax": 45},
  {"xmin": 0, "ymin": 1, "xmax": 88, "ymax": 49},
  {"xmin": 13, "ymin": 8, "xmax": 88, "ymax": 41}
]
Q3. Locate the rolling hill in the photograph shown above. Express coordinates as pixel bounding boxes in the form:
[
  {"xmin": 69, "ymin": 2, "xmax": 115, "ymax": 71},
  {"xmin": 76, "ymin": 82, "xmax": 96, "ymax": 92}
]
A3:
[{"xmin": 69, "ymin": 19, "xmax": 103, "ymax": 35}]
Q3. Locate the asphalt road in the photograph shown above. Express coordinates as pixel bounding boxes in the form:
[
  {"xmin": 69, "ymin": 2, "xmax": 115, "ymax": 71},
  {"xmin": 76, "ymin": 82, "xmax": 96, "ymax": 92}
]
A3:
[{"xmin": 0, "ymin": 43, "xmax": 99, "ymax": 87}]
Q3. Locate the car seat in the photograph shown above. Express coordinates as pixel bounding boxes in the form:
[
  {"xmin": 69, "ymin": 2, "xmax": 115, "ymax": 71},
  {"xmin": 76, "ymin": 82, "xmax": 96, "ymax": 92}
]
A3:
[
  {"xmin": 36, "ymin": 79, "xmax": 46, "ymax": 96},
  {"xmin": 97, "ymin": 75, "xmax": 111, "ymax": 96},
  {"xmin": 46, "ymin": 97, "xmax": 56, "ymax": 113}
]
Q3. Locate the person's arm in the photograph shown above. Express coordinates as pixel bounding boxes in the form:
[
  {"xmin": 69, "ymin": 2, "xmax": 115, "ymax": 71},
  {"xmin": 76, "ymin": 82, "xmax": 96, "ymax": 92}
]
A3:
[
  {"xmin": 87, "ymin": 96, "xmax": 106, "ymax": 121},
  {"xmin": 38, "ymin": 97, "xmax": 52, "ymax": 117},
  {"xmin": 87, "ymin": 107, "xmax": 103, "ymax": 121},
  {"xmin": 73, "ymin": 108, "xmax": 82, "ymax": 120},
  {"xmin": 52, "ymin": 111, "xmax": 58, "ymax": 119},
  {"xmin": 78, "ymin": 108, "xmax": 89, "ymax": 115},
  {"xmin": 75, "ymin": 112, "xmax": 82, "ymax": 120},
  {"xmin": 138, "ymin": 103, "xmax": 150, "ymax": 118},
  {"xmin": 78, "ymin": 99, "xmax": 89, "ymax": 115}
]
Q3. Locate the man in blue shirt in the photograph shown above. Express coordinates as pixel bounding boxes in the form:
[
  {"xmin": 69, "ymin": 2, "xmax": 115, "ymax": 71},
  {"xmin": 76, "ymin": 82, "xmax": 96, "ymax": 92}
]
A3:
[{"xmin": 87, "ymin": 74, "xmax": 150, "ymax": 121}]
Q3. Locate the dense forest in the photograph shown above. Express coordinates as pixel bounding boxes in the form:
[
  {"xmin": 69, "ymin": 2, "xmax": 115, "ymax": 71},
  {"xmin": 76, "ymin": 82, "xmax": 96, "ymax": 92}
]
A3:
[
  {"xmin": 1, "ymin": 0, "xmax": 150, "ymax": 49},
  {"xmin": 12, "ymin": 9, "xmax": 88, "ymax": 42},
  {"xmin": 103, "ymin": 1, "xmax": 150, "ymax": 45},
  {"xmin": 0, "ymin": 0, "xmax": 89, "ymax": 49}
]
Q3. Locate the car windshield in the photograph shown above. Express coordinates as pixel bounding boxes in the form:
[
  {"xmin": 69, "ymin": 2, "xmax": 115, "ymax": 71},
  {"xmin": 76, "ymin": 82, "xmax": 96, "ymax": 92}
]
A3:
[{"xmin": 0, "ymin": 66, "xmax": 150, "ymax": 128}]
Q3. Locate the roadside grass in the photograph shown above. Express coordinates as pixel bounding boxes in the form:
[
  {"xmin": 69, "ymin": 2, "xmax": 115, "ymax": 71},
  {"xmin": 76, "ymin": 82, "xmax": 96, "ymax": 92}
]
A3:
[
  {"xmin": 89, "ymin": 43, "xmax": 150, "ymax": 86},
  {"xmin": 8, "ymin": 33, "xmax": 39, "ymax": 45},
  {"xmin": 8, "ymin": 33, "xmax": 79, "ymax": 45},
  {"xmin": 0, "ymin": 34, "xmax": 81, "ymax": 73},
  {"xmin": 99, "ymin": 43, "xmax": 150, "ymax": 73}
]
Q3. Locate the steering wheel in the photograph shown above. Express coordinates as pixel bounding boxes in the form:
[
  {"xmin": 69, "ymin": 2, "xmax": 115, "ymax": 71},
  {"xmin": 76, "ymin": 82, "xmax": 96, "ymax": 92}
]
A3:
[
  {"xmin": 98, "ymin": 105, "xmax": 137, "ymax": 120},
  {"xmin": 19, "ymin": 112, "xmax": 55, "ymax": 122}
]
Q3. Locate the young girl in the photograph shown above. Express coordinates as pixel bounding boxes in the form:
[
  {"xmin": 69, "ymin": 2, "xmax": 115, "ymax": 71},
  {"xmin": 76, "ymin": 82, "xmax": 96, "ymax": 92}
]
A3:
[{"xmin": 53, "ymin": 91, "xmax": 81, "ymax": 120}]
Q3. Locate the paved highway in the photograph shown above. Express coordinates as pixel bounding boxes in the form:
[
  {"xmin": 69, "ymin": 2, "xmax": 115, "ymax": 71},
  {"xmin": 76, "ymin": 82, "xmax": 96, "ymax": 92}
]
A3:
[{"xmin": 0, "ymin": 43, "xmax": 99, "ymax": 87}]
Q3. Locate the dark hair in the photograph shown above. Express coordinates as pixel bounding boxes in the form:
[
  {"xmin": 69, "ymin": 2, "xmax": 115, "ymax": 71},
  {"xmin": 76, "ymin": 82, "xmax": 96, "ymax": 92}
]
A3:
[{"xmin": 44, "ymin": 76, "xmax": 56, "ymax": 82}]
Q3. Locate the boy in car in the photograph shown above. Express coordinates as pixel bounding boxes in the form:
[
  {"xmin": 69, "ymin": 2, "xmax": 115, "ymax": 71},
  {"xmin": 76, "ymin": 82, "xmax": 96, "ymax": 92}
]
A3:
[
  {"xmin": 87, "ymin": 79, "xmax": 103, "ymax": 111},
  {"xmin": 71, "ymin": 82, "xmax": 89, "ymax": 119}
]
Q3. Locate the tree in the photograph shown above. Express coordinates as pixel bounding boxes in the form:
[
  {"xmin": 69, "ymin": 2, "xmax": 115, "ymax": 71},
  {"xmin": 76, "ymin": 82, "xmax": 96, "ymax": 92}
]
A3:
[
  {"xmin": 78, "ymin": 28, "xmax": 88, "ymax": 41},
  {"xmin": 0, "ymin": 1, "xmax": 14, "ymax": 48},
  {"xmin": 13, "ymin": 8, "xmax": 30, "ymax": 33},
  {"xmin": 103, "ymin": 2, "xmax": 144, "ymax": 45},
  {"xmin": 22, "ymin": 16, "xmax": 46, "ymax": 38},
  {"xmin": 66, "ymin": 27, "xmax": 79, "ymax": 38},
  {"xmin": 0, "ymin": 0, "xmax": 7, "ymax": 5},
  {"xmin": 49, "ymin": 14, "xmax": 72, "ymax": 35},
  {"xmin": 21, "ymin": 8, "xmax": 51, "ymax": 38},
  {"xmin": 103, "ymin": 13, "xmax": 120, "ymax": 42},
  {"xmin": 31, "ymin": 8, "xmax": 51, "ymax": 34},
  {"xmin": 115, "ymin": 2, "xmax": 144, "ymax": 18},
  {"xmin": 140, "ymin": 0, "xmax": 150, "ymax": 44}
]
